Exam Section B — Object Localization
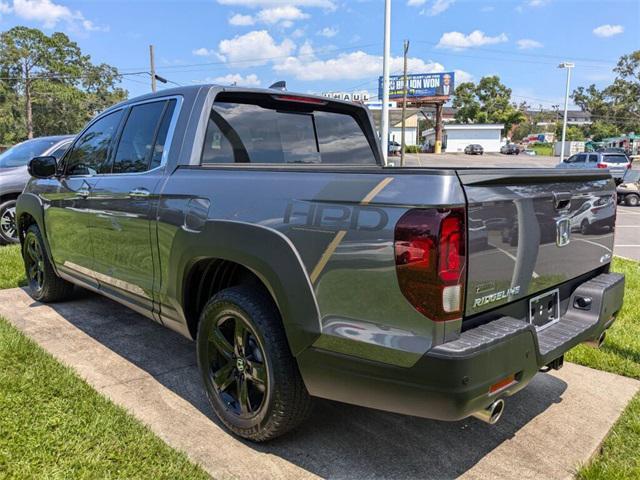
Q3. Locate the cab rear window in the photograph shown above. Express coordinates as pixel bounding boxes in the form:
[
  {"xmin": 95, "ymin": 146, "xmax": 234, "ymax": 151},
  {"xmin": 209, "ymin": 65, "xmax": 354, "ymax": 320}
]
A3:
[{"xmin": 201, "ymin": 98, "xmax": 377, "ymax": 165}]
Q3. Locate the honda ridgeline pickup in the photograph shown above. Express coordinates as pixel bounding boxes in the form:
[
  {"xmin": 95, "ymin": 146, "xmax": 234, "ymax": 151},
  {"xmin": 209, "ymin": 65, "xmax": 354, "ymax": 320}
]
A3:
[{"xmin": 17, "ymin": 86, "xmax": 625, "ymax": 441}]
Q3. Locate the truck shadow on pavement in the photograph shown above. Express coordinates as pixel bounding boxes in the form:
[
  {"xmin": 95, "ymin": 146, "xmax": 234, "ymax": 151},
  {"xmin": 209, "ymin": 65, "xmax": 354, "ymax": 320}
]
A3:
[{"xmin": 44, "ymin": 289, "xmax": 568, "ymax": 480}]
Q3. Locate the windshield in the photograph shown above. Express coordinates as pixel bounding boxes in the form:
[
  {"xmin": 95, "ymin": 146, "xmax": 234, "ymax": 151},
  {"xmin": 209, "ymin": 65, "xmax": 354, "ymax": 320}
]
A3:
[
  {"xmin": 623, "ymin": 169, "xmax": 640, "ymax": 183},
  {"xmin": 0, "ymin": 138, "xmax": 60, "ymax": 169}
]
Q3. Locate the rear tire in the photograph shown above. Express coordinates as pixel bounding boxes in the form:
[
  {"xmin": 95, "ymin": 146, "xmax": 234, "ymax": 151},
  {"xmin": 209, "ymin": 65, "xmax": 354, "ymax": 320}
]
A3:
[
  {"xmin": 0, "ymin": 199, "xmax": 19, "ymax": 245},
  {"xmin": 196, "ymin": 285, "xmax": 312, "ymax": 442},
  {"xmin": 625, "ymin": 194, "xmax": 639, "ymax": 207},
  {"xmin": 23, "ymin": 224, "xmax": 74, "ymax": 302},
  {"xmin": 580, "ymin": 219, "xmax": 590, "ymax": 235}
]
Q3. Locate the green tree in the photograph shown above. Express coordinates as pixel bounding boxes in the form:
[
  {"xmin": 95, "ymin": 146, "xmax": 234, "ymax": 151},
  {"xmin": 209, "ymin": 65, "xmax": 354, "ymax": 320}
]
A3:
[
  {"xmin": 0, "ymin": 26, "xmax": 126, "ymax": 142},
  {"xmin": 452, "ymin": 75, "xmax": 526, "ymax": 134},
  {"xmin": 572, "ymin": 50, "xmax": 640, "ymax": 135}
]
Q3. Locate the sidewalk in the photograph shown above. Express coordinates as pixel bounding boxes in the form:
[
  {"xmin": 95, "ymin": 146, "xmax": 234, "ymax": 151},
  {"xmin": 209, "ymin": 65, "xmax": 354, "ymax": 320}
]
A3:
[{"xmin": 1, "ymin": 287, "xmax": 637, "ymax": 480}]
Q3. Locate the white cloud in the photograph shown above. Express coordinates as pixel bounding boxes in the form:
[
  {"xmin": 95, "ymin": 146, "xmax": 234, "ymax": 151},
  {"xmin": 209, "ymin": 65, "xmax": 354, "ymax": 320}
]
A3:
[
  {"xmin": 291, "ymin": 27, "xmax": 306, "ymax": 38},
  {"xmin": 12, "ymin": 0, "xmax": 106, "ymax": 31},
  {"xmin": 274, "ymin": 41, "xmax": 453, "ymax": 81},
  {"xmin": 257, "ymin": 5, "xmax": 308, "ymax": 24},
  {"xmin": 454, "ymin": 69, "xmax": 473, "ymax": 84},
  {"xmin": 436, "ymin": 30, "xmax": 508, "ymax": 50},
  {"xmin": 228, "ymin": 6, "xmax": 308, "ymax": 27},
  {"xmin": 516, "ymin": 0, "xmax": 550, "ymax": 12},
  {"xmin": 229, "ymin": 13, "xmax": 255, "ymax": 25},
  {"xmin": 218, "ymin": 30, "xmax": 296, "ymax": 66},
  {"xmin": 317, "ymin": 26, "xmax": 338, "ymax": 38},
  {"xmin": 217, "ymin": 0, "xmax": 335, "ymax": 10},
  {"xmin": 407, "ymin": 0, "xmax": 426, "ymax": 5},
  {"xmin": 192, "ymin": 47, "xmax": 216, "ymax": 57},
  {"xmin": 420, "ymin": 0, "xmax": 455, "ymax": 16},
  {"xmin": 517, "ymin": 38, "xmax": 543, "ymax": 49},
  {"xmin": 211, "ymin": 73, "xmax": 261, "ymax": 87},
  {"xmin": 0, "ymin": 1, "xmax": 11, "ymax": 14},
  {"xmin": 593, "ymin": 24, "xmax": 624, "ymax": 38}
]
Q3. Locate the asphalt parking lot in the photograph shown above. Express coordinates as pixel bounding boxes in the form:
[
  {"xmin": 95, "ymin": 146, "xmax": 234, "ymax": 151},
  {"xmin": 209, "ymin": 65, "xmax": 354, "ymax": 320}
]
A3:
[{"xmin": 616, "ymin": 206, "xmax": 640, "ymax": 261}]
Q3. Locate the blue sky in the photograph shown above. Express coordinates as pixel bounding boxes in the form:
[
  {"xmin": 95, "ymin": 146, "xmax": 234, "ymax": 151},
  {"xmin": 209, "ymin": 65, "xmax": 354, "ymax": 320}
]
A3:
[{"xmin": 0, "ymin": 0, "xmax": 638, "ymax": 107}]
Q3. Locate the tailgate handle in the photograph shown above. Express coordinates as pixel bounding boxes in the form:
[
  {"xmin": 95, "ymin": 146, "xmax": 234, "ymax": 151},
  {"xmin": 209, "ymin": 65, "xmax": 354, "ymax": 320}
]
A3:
[{"xmin": 553, "ymin": 192, "xmax": 572, "ymax": 210}]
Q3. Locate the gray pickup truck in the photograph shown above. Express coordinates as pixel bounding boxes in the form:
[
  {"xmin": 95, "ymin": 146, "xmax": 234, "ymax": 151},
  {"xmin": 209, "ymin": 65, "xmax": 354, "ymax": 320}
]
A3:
[{"xmin": 16, "ymin": 86, "xmax": 625, "ymax": 441}]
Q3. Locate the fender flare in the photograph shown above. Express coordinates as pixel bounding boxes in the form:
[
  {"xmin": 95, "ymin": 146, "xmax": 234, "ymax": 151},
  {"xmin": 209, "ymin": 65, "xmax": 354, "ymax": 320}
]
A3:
[
  {"xmin": 169, "ymin": 220, "xmax": 321, "ymax": 356},
  {"xmin": 15, "ymin": 193, "xmax": 57, "ymax": 269}
]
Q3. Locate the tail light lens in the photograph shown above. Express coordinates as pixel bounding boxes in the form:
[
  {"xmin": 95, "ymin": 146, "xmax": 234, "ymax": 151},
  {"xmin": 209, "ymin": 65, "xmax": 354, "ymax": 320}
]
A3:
[
  {"xmin": 394, "ymin": 208, "xmax": 466, "ymax": 322},
  {"xmin": 596, "ymin": 163, "xmax": 607, "ymax": 169}
]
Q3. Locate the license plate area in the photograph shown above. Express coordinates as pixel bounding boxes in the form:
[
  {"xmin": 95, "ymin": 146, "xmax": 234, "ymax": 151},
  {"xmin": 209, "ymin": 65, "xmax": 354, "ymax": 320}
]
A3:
[{"xmin": 529, "ymin": 289, "xmax": 560, "ymax": 329}]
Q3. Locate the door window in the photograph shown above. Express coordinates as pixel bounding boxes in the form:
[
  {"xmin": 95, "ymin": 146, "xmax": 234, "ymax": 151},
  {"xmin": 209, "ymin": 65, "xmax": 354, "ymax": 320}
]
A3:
[
  {"xmin": 575, "ymin": 154, "xmax": 587, "ymax": 163},
  {"xmin": 587, "ymin": 154, "xmax": 598, "ymax": 163},
  {"xmin": 111, "ymin": 100, "xmax": 175, "ymax": 174},
  {"xmin": 65, "ymin": 110, "xmax": 124, "ymax": 176}
]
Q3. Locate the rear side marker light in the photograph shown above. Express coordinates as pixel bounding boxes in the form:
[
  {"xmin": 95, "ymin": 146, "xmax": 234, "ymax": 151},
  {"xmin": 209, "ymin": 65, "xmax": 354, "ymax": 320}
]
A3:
[
  {"xmin": 489, "ymin": 374, "xmax": 516, "ymax": 394},
  {"xmin": 394, "ymin": 208, "xmax": 466, "ymax": 322}
]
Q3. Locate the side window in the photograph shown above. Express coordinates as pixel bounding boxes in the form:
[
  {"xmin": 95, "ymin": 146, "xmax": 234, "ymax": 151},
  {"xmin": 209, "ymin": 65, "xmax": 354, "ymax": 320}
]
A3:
[
  {"xmin": 51, "ymin": 142, "xmax": 71, "ymax": 160},
  {"xmin": 588, "ymin": 154, "xmax": 598, "ymax": 163},
  {"xmin": 112, "ymin": 101, "xmax": 171, "ymax": 174},
  {"xmin": 575, "ymin": 154, "xmax": 587, "ymax": 163},
  {"xmin": 566, "ymin": 155, "xmax": 576, "ymax": 163},
  {"xmin": 150, "ymin": 100, "xmax": 176, "ymax": 170},
  {"xmin": 65, "ymin": 110, "xmax": 123, "ymax": 176}
]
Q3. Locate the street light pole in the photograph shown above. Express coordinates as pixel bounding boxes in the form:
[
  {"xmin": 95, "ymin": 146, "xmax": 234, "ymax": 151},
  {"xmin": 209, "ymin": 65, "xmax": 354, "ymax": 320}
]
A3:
[
  {"xmin": 558, "ymin": 62, "xmax": 574, "ymax": 162},
  {"xmin": 381, "ymin": 0, "xmax": 391, "ymax": 165}
]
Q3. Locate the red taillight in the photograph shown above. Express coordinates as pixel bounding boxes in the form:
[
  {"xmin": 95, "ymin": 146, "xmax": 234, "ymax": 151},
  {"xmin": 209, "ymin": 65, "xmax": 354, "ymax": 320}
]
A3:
[
  {"xmin": 596, "ymin": 163, "xmax": 607, "ymax": 169},
  {"xmin": 273, "ymin": 95, "xmax": 328, "ymax": 105},
  {"xmin": 394, "ymin": 208, "xmax": 466, "ymax": 322}
]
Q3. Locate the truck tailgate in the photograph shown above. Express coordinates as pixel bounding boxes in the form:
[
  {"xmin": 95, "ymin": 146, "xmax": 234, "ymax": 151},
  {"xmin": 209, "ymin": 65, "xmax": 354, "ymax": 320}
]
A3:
[{"xmin": 458, "ymin": 169, "xmax": 616, "ymax": 316}]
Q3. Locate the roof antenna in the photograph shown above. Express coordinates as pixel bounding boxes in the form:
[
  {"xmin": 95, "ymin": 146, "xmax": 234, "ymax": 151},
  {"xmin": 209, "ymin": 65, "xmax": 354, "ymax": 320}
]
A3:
[{"xmin": 269, "ymin": 81, "xmax": 287, "ymax": 91}]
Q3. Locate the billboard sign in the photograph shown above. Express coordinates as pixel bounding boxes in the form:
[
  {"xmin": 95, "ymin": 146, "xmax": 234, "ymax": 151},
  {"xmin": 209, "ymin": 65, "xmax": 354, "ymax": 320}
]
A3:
[{"xmin": 378, "ymin": 72, "xmax": 455, "ymax": 99}]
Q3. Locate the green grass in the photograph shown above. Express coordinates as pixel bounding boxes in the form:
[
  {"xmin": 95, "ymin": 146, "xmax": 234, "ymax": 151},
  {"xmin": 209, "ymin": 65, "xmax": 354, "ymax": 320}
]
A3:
[
  {"xmin": 0, "ymin": 317, "xmax": 209, "ymax": 479},
  {"xmin": 530, "ymin": 143, "xmax": 554, "ymax": 156},
  {"xmin": 0, "ymin": 244, "xmax": 26, "ymax": 289},
  {"xmin": 567, "ymin": 257, "xmax": 640, "ymax": 479}
]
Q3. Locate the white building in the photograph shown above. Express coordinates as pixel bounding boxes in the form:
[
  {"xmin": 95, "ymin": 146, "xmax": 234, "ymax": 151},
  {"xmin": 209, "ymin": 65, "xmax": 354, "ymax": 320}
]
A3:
[{"xmin": 422, "ymin": 124, "xmax": 504, "ymax": 153}]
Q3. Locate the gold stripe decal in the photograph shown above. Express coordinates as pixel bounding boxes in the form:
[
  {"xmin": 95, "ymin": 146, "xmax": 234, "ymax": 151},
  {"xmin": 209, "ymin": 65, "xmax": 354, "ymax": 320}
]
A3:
[{"xmin": 309, "ymin": 176, "xmax": 394, "ymax": 284}]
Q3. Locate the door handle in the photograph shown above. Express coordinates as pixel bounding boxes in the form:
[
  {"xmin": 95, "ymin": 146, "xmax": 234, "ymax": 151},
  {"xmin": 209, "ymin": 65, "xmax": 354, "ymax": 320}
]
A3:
[
  {"xmin": 77, "ymin": 188, "xmax": 90, "ymax": 199},
  {"xmin": 128, "ymin": 188, "xmax": 150, "ymax": 198}
]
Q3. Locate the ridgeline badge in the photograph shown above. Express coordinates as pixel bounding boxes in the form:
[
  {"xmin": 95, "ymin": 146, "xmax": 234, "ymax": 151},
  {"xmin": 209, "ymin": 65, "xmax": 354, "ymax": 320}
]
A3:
[{"xmin": 473, "ymin": 286, "xmax": 521, "ymax": 308}]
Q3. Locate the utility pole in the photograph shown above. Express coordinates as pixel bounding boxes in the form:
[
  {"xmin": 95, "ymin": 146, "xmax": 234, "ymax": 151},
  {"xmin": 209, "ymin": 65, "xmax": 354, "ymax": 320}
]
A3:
[
  {"xmin": 400, "ymin": 40, "xmax": 409, "ymax": 167},
  {"xmin": 558, "ymin": 62, "xmax": 574, "ymax": 162},
  {"xmin": 149, "ymin": 45, "xmax": 157, "ymax": 93},
  {"xmin": 381, "ymin": 0, "xmax": 391, "ymax": 165}
]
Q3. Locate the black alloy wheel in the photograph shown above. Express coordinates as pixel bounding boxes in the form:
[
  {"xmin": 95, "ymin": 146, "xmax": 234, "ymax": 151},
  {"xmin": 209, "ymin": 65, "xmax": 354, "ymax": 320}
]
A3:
[
  {"xmin": 206, "ymin": 312, "xmax": 268, "ymax": 419},
  {"xmin": 197, "ymin": 286, "xmax": 312, "ymax": 441},
  {"xmin": 24, "ymin": 231, "xmax": 45, "ymax": 292}
]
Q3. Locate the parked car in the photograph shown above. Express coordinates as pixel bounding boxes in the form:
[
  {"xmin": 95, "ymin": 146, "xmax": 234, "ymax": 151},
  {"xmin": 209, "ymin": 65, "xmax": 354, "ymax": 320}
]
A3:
[
  {"xmin": 500, "ymin": 143, "xmax": 520, "ymax": 155},
  {"xmin": 570, "ymin": 196, "xmax": 616, "ymax": 234},
  {"xmin": 0, "ymin": 135, "xmax": 73, "ymax": 244},
  {"xmin": 17, "ymin": 85, "xmax": 624, "ymax": 441},
  {"xmin": 388, "ymin": 140, "xmax": 401, "ymax": 156},
  {"xmin": 556, "ymin": 151, "xmax": 631, "ymax": 184},
  {"xmin": 464, "ymin": 144, "xmax": 484, "ymax": 155},
  {"xmin": 617, "ymin": 167, "xmax": 640, "ymax": 207}
]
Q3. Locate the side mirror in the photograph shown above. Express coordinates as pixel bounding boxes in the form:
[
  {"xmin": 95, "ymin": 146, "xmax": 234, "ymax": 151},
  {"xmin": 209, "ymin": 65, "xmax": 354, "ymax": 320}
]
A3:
[{"xmin": 28, "ymin": 156, "xmax": 58, "ymax": 178}]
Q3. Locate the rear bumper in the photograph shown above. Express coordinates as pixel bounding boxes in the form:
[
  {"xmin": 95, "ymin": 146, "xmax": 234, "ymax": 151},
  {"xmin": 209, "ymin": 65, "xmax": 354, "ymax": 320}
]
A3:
[{"xmin": 298, "ymin": 272, "xmax": 624, "ymax": 421}]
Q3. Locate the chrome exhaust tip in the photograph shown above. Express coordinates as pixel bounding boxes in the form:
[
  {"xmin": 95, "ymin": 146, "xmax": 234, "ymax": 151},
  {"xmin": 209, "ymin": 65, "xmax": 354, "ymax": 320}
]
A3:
[
  {"xmin": 585, "ymin": 331, "xmax": 606, "ymax": 349},
  {"xmin": 471, "ymin": 399, "xmax": 505, "ymax": 425}
]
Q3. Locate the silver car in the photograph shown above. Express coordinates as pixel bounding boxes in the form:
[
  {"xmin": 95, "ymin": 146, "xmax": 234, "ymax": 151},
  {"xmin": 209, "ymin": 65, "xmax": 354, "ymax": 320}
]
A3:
[
  {"xmin": 557, "ymin": 151, "xmax": 630, "ymax": 183},
  {"xmin": 0, "ymin": 135, "xmax": 73, "ymax": 244}
]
